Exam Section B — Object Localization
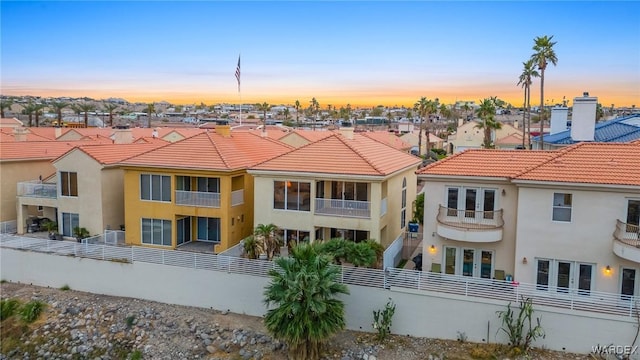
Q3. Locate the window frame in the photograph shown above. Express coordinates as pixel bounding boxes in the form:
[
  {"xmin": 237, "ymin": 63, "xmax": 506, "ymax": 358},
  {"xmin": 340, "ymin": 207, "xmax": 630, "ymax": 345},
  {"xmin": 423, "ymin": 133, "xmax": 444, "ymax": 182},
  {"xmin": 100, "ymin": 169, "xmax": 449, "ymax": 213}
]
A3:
[
  {"xmin": 273, "ymin": 180, "xmax": 311, "ymax": 212},
  {"xmin": 552, "ymin": 192, "xmax": 573, "ymax": 222},
  {"xmin": 140, "ymin": 174, "xmax": 172, "ymax": 202},
  {"xmin": 60, "ymin": 171, "xmax": 78, "ymax": 197},
  {"xmin": 141, "ymin": 218, "xmax": 172, "ymax": 246}
]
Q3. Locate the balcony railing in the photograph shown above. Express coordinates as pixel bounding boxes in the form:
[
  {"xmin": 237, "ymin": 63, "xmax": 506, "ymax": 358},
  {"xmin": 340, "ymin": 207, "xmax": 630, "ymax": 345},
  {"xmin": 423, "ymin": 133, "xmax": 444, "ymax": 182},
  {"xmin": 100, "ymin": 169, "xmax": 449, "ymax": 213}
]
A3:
[
  {"xmin": 315, "ymin": 198, "xmax": 371, "ymax": 218},
  {"xmin": 437, "ymin": 205, "xmax": 504, "ymax": 230},
  {"xmin": 17, "ymin": 181, "xmax": 57, "ymax": 199},
  {"xmin": 614, "ymin": 220, "xmax": 640, "ymax": 247},
  {"xmin": 175, "ymin": 190, "xmax": 220, "ymax": 208},
  {"xmin": 380, "ymin": 197, "xmax": 388, "ymax": 217},
  {"xmin": 231, "ymin": 189, "xmax": 244, "ymax": 206}
]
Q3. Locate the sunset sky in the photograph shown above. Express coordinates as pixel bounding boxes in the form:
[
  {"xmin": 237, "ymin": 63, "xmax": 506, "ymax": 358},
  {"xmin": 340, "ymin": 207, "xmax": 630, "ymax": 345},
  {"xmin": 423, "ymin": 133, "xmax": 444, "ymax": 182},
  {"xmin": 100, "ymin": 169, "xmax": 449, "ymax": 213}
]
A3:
[{"xmin": 1, "ymin": 1, "xmax": 639, "ymax": 108}]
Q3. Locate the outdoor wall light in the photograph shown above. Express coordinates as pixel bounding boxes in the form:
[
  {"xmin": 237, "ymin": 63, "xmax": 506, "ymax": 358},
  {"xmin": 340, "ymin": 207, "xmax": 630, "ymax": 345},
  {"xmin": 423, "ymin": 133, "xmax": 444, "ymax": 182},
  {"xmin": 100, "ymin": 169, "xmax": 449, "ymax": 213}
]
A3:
[
  {"xmin": 429, "ymin": 245, "xmax": 437, "ymax": 254},
  {"xmin": 605, "ymin": 265, "xmax": 612, "ymax": 275},
  {"xmin": 501, "ymin": 189, "xmax": 506, "ymax": 196},
  {"xmin": 522, "ymin": 257, "xmax": 528, "ymax": 265}
]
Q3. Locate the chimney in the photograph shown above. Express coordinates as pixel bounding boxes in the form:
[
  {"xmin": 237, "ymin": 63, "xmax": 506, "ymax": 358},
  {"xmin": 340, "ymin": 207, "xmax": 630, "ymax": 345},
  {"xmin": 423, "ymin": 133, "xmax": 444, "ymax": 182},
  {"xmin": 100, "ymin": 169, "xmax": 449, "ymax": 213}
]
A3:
[
  {"xmin": 571, "ymin": 92, "xmax": 597, "ymax": 141},
  {"xmin": 13, "ymin": 127, "xmax": 28, "ymax": 142},
  {"xmin": 152, "ymin": 128, "xmax": 159, "ymax": 138},
  {"xmin": 513, "ymin": 119, "xmax": 519, "ymax": 129},
  {"xmin": 458, "ymin": 118, "xmax": 464, "ymax": 127},
  {"xmin": 550, "ymin": 106, "xmax": 569, "ymax": 135},
  {"xmin": 339, "ymin": 127, "xmax": 354, "ymax": 140},
  {"xmin": 54, "ymin": 127, "xmax": 62, "ymax": 139},
  {"xmin": 113, "ymin": 128, "xmax": 133, "ymax": 144},
  {"xmin": 215, "ymin": 125, "xmax": 231, "ymax": 137}
]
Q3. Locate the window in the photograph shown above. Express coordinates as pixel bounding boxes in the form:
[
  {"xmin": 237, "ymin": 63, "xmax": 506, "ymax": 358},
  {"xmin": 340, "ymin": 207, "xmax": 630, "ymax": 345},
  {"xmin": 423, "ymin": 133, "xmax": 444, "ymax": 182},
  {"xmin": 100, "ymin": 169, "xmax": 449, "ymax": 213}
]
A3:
[
  {"xmin": 176, "ymin": 176, "xmax": 191, "ymax": 191},
  {"xmin": 61, "ymin": 212, "xmax": 79, "ymax": 237},
  {"xmin": 197, "ymin": 177, "xmax": 220, "ymax": 193},
  {"xmin": 197, "ymin": 217, "xmax": 220, "ymax": 242},
  {"xmin": 621, "ymin": 268, "xmax": 637, "ymax": 301},
  {"xmin": 552, "ymin": 193, "xmax": 572, "ymax": 222},
  {"xmin": 330, "ymin": 228, "xmax": 368, "ymax": 242},
  {"xmin": 277, "ymin": 229, "xmax": 310, "ymax": 249},
  {"xmin": 140, "ymin": 174, "xmax": 171, "ymax": 202},
  {"xmin": 60, "ymin": 171, "xmax": 78, "ymax": 197},
  {"xmin": 401, "ymin": 177, "xmax": 407, "ymax": 228},
  {"xmin": 141, "ymin": 218, "xmax": 171, "ymax": 246},
  {"xmin": 273, "ymin": 181, "xmax": 310, "ymax": 211},
  {"xmin": 535, "ymin": 258, "xmax": 594, "ymax": 295},
  {"xmin": 446, "ymin": 187, "xmax": 497, "ymax": 219},
  {"xmin": 444, "ymin": 246, "xmax": 494, "ymax": 278},
  {"xmin": 627, "ymin": 200, "xmax": 640, "ymax": 233}
]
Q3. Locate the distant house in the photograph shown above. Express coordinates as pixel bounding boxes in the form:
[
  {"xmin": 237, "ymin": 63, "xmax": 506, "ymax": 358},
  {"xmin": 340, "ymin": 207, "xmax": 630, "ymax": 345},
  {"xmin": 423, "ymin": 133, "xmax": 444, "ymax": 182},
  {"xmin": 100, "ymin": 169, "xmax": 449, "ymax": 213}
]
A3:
[{"xmin": 446, "ymin": 119, "xmax": 520, "ymax": 153}]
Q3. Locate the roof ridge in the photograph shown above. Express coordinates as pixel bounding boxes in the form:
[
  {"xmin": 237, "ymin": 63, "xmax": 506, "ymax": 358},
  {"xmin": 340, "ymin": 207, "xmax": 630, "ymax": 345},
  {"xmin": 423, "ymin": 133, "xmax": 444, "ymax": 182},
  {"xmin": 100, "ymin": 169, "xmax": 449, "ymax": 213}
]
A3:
[
  {"xmin": 336, "ymin": 134, "xmax": 384, "ymax": 175},
  {"xmin": 249, "ymin": 132, "xmax": 329, "ymax": 168},
  {"xmin": 205, "ymin": 132, "xmax": 231, "ymax": 169},
  {"xmin": 118, "ymin": 133, "xmax": 180, "ymax": 164},
  {"xmin": 512, "ymin": 147, "xmax": 577, "ymax": 178},
  {"xmin": 418, "ymin": 148, "xmax": 473, "ymax": 173}
]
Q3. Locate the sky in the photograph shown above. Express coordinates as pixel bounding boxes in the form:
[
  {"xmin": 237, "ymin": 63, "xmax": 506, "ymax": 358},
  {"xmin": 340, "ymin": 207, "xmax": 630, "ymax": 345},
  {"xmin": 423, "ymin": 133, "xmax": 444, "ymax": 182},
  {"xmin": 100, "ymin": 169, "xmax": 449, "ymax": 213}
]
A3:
[{"xmin": 1, "ymin": 1, "xmax": 639, "ymax": 108}]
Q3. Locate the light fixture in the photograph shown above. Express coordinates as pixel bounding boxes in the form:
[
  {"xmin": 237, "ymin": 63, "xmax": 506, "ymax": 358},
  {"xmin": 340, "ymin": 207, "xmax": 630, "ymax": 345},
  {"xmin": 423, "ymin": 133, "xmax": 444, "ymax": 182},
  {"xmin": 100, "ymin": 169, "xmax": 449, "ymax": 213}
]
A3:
[
  {"xmin": 429, "ymin": 245, "xmax": 436, "ymax": 254},
  {"xmin": 501, "ymin": 189, "xmax": 506, "ymax": 196},
  {"xmin": 605, "ymin": 265, "xmax": 612, "ymax": 275},
  {"xmin": 522, "ymin": 257, "xmax": 528, "ymax": 265}
]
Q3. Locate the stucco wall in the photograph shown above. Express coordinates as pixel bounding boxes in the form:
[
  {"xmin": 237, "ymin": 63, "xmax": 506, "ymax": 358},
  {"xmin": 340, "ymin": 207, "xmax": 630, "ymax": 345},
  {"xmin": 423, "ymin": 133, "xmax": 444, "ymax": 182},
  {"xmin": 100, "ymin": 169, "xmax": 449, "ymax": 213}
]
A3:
[
  {"xmin": 1, "ymin": 160, "xmax": 56, "ymax": 222},
  {"xmin": 1, "ymin": 248, "xmax": 635, "ymax": 355},
  {"xmin": 515, "ymin": 185, "xmax": 640, "ymax": 294}
]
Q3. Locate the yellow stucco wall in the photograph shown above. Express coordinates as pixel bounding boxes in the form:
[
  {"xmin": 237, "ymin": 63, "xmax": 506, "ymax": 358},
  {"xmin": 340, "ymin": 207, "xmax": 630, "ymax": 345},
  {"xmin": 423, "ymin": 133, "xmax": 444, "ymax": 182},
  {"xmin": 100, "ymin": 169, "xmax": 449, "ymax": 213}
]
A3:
[
  {"xmin": 1, "ymin": 160, "xmax": 56, "ymax": 222},
  {"xmin": 122, "ymin": 167, "xmax": 253, "ymax": 252}
]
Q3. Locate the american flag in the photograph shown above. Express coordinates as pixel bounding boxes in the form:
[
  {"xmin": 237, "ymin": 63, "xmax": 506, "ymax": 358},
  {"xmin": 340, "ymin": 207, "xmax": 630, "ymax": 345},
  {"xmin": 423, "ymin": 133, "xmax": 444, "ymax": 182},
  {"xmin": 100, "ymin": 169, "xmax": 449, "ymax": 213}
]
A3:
[{"xmin": 235, "ymin": 55, "xmax": 241, "ymax": 92}]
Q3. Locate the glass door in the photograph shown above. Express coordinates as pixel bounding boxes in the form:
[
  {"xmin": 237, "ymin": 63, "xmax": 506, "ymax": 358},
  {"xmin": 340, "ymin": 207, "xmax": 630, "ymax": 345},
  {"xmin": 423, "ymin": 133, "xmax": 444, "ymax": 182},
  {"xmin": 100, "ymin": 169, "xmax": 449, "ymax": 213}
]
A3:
[
  {"xmin": 577, "ymin": 263, "xmax": 593, "ymax": 296},
  {"xmin": 536, "ymin": 259, "xmax": 550, "ymax": 291},
  {"xmin": 621, "ymin": 268, "xmax": 637, "ymax": 301},
  {"xmin": 627, "ymin": 200, "xmax": 640, "ymax": 236},
  {"xmin": 176, "ymin": 217, "xmax": 191, "ymax": 246},
  {"xmin": 483, "ymin": 190, "xmax": 496, "ymax": 220},
  {"xmin": 462, "ymin": 249, "xmax": 474, "ymax": 276},
  {"xmin": 556, "ymin": 261, "xmax": 573, "ymax": 294},
  {"xmin": 480, "ymin": 251, "xmax": 493, "ymax": 279},
  {"xmin": 465, "ymin": 189, "xmax": 477, "ymax": 218},
  {"xmin": 444, "ymin": 247, "xmax": 457, "ymax": 275}
]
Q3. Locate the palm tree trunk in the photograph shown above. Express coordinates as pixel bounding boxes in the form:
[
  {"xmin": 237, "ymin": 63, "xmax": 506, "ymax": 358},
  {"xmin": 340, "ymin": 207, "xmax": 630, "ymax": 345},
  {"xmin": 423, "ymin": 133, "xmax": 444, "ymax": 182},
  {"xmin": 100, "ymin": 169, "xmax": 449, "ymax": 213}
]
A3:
[
  {"xmin": 109, "ymin": 113, "xmax": 113, "ymax": 127},
  {"xmin": 84, "ymin": 113, "xmax": 89, "ymax": 128},
  {"xmin": 417, "ymin": 117, "xmax": 423, "ymax": 157},
  {"xmin": 28, "ymin": 114, "xmax": 33, "ymax": 127},
  {"xmin": 522, "ymin": 88, "xmax": 527, "ymax": 148},
  {"xmin": 35, "ymin": 112, "xmax": 40, "ymax": 127},
  {"xmin": 527, "ymin": 85, "xmax": 532, "ymax": 149},
  {"xmin": 539, "ymin": 69, "xmax": 545, "ymax": 149}
]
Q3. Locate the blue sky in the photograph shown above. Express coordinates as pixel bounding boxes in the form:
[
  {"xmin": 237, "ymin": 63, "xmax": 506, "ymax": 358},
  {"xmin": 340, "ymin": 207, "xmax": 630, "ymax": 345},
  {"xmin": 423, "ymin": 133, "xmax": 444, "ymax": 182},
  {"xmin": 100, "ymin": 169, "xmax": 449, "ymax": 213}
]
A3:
[{"xmin": 1, "ymin": 1, "xmax": 639, "ymax": 107}]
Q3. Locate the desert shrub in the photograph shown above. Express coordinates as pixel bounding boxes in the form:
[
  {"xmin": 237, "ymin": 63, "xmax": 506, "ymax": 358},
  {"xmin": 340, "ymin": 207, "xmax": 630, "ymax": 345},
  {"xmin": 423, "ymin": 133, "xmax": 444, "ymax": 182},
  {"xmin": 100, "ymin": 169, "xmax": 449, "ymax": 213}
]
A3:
[
  {"xmin": 372, "ymin": 298, "xmax": 396, "ymax": 342},
  {"xmin": 19, "ymin": 300, "xmax": 46, "ymax": 323},
  {"xmin": 1, "ymin": 298, "xmax": 21, "ymax": 320}
]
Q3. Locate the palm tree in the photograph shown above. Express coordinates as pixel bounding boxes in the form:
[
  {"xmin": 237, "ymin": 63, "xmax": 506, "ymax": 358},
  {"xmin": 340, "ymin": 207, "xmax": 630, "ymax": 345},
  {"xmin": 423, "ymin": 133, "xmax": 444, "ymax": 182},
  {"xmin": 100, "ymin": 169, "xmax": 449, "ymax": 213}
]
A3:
[
  {"xmin": 254, "ymin": 223, "xmax": 279, "ymax": 260},
  {"xmin": 103, "ymin": 103, "xmax": 119, "ymax": 127},
  {"xmin": 0, "ymin": 99, "xmax": 13, "ymax": 118},
  {"xmin": 462, "ymin": 102, "xmax": 471, "ymax": 120},
  {"xmin": 76, "ymin": 103, "xmax": 96, "ymax": 128},
  {"xmin": 475, "ymin": 98, "xmax": 501, "ymax": 148},
  {"xmin": 414, "ymin": 97, "xmax": 438, "ymax": 157},
  {"xmin": 517, "ymin": 59, "xmax": 540, "ymax": 149},
  {"xmin": 33, "ymin": 103, "xmax": 46, "ymax": 127},
  {"xmin": 531, "ymin": 35, "xmax": 558, "ymax": 149},
  {"xmin": 282, "ymin": 108, "xmax": 290, "ymax": 124},
  {"xmin": 256, "ymin": 102, "xmax": 270, "ymax": 135},
  {"xmin": 49, "ymin": 101, "xmax": 69, "ymax": 127},
  {"xmin": 20, "ymin": 100, "xmax": 38, "ymax": 127},
  {"xmin": 146, "ymin": 103, "xmax": 155, "ymax": 128},
  {"xmin": 264, "ymin": 243, "xmax": 349, "ymax": 360},
  {"xmin": 294, "ymin": 100, "xmax": 301, "ymax": 128},
  {"xmin": 310, "ymin": 97, "xmax": 319, "ymax": 131}
]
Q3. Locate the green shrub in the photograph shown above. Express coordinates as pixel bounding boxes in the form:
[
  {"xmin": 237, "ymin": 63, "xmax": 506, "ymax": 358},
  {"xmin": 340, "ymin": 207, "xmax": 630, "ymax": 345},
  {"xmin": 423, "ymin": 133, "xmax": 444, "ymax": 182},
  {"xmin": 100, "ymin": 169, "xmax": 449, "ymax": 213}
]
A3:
[
  {"xmin": 19, "ymin": 300, "xmax": 46, "ymax": 323},
  {"xmin": 372, "ymin": 298, "xmax": 396, "ymax": 342},
  {"xmin": 496, "ymin": 297, "xmax": 545, "ymax": 353},
  {"xmin": 60, "ymin": 284, "xmax": 71, "ymax": 291},
  {"xmin": 125, "ymin": 315, "xmax": 136, "ymax": 328},
  {"xmin": 0, "ymin": 299, "xmax": 21, "ymax": 320},
  {"xmin": 129, "ymin": 350, "xmax": 143, "ymax": 360}
]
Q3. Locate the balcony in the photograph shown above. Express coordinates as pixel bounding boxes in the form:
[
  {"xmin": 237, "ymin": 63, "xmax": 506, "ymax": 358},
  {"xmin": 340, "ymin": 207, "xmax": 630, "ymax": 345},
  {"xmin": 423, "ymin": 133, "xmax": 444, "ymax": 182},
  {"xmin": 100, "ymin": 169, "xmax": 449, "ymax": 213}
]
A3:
[
  {"xmin": 613, "ymin": 220, "xmax": 640, "ymax": 263},
  {"xmin": 175, "ymin": 190, "xmax": 220, "ymax": 208},
  {"xmin": 17, "ymin": 181, "xmax": 57, "ymax": 199},
  {"xmin": 315, "ymin": 198, "xmax": 371, "ymax": 218},
  {"xmin": 436, "ymin": 205, "xmax": 504, "ymax": 243},
  {"xmin": 231, "ymin": 189, "xmax": 244, "ymax": 207}
]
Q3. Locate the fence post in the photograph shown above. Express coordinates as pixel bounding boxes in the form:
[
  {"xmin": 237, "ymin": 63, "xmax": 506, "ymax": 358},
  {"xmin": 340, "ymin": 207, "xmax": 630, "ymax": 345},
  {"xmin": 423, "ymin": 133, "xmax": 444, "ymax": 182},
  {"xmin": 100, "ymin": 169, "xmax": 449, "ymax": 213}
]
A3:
[
  {"xmin": 418, "ymin": 271, "xmax": 421, "ymax": 291},
  {"xmin": 162, "ymin": 250, "xmax": 165, "ymax": 265},
  {"xmin": 228, "ymin": 256, "xmax": 231, "ymax": 273},
  {"xmin": 465, "ymin": 280, "xmax": 469, "ymax": 297},
  {"xmin": 194, "ymin": 253, "xmax": 197, "ymax": 269},
  {"xmin": 131, "ymin": 247, "xmax": 134, "ymax": 263},
  {"xmin": 383, "ymin": 268, "xmax": 388, "ymax": 289},
  {"xmin": 102, "ymin": 245, "xmax": 105, "ymax": 261},
  {"xmin": 341, "ymin": 266, "xmax": 344, "ymax": 284}
]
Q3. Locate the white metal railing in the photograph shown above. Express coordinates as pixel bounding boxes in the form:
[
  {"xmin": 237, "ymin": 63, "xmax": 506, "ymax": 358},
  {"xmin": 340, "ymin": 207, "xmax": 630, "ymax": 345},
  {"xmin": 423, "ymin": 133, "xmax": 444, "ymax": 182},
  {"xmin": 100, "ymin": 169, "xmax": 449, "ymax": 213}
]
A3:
[
  {"xmin": 0, "ymin": 220, "xmax": 17, "ymax": 234},
  {"xmin": 614, "ymin": 219, "xmax": 640, "ymax": 246},
  {"xmin": 1, "ymin": 233, "xmax": 638, "ymax": 319},
  {"xmin": 17, "ymin": 181, "xmax": 57, "ymax": 199},
  {"xmin": 231, "ymin": 189, "xmax": 244, "ymax": 206},
  {"xmin": 382, "ymin": 234, "xmax": 403, "ymax": 269},
  {"xmin": 380, "ymin": 197, "xmax": 388, "ymax": 217},
  {"xmin": 218, "ymin": 240, "xmax": 244, "ymax": 257},
  {"xmin": 314, "ymin": 198, "xmax": 371, "ymax": 218},
  {"xmin": 175, "ymin": 190, "xmax": 220, "ymax": 208},
  {"xmin": 437, "ymin": 205, "xmax": 504, "ymax": 230}
]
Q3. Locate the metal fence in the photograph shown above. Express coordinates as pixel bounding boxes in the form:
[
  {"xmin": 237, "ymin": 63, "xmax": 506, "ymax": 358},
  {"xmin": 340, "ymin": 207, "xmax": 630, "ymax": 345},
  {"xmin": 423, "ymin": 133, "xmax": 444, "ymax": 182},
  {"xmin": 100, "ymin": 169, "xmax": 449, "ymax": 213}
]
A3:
[{"xmin": 1, "ymin": 234, "xmax": 637, "ymax": 318}]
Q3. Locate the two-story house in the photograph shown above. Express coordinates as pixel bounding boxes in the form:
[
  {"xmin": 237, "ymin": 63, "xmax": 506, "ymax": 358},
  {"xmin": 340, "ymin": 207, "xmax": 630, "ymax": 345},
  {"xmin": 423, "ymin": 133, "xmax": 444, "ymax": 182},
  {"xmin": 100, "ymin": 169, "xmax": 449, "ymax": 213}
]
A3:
[
  {"xmin": 247, "ymin": 129, "xmax": 422, "ymax": 248},
  {"xmin": 119, "ymin": 126, "xmax": 293, "ymax": 252},
  {"xmin": 418, "ymin": 141, "xmax": 640, "ymax": 298}
]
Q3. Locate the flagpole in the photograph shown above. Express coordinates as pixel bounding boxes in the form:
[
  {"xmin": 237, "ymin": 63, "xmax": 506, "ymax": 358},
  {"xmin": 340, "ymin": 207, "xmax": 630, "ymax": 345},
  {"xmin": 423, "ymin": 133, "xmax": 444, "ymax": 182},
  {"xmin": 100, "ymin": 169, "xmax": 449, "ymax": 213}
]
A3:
[{"xmin": 235, "ymin": 54, "xmax": 242, "ymax": 126}]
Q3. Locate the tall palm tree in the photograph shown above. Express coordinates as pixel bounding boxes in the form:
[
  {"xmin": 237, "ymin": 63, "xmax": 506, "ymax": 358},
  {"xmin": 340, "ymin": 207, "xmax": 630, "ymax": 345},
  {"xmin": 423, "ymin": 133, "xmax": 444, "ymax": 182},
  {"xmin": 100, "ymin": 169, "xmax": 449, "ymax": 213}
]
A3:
[
  {"xmin": 294, "ymin": 100, "xmax": 301, "ymax": 128},
  {"xmin": 254, "ymin": 223, "xmax": 279, "ymax": 260},
  {"xmin": 146, "ymin": 103, "xmax": 155, "ymax": 128},
  {"xmin": 517, "ymin": 59, "xmax": 540, "ymax": 149},
  {"xmin": 531, "ymin": 35, "xmax": 558, "ymax": 149},
  {"xmin": 21, "ymin": 100, "xmax": 38, "ymax": 127},
  {"xmin": 256, "ymin": 102, "xmax": 270, "ymax": 135},
  {"xmin": 310, "ymin": 97, "xmax": 319, "ymax": 131},
  {"xmin": 475, "ymin": 98, "xmax": 502, "ymax": 148},
  {"xmin": 0, "ymin": 99, "xmax": 13, "ymax": 118},
  {"xmin": 282, "ymin": 108, "xmax": 290, "ymax": 124},
  {"xmin": 33, "ymin": 103, "xmax": 46, "ymax": 127},
  {"xmin": 49, "ymin": 101, "xmax": 69, "ymax": 127},
  {"xmin": 76, "ymin": 103, "xmax": 96, "ymax": 128},
  {"xmin": 103, "ymin": 103, "xmax": 119, "ymax": 127},
  {"xmin": 264, "ymin": 243, "xmax": 349, "ymax": 360},
  {"xmin": 414, "ymin": 97, "xmax": 438, "ymax": 157}
]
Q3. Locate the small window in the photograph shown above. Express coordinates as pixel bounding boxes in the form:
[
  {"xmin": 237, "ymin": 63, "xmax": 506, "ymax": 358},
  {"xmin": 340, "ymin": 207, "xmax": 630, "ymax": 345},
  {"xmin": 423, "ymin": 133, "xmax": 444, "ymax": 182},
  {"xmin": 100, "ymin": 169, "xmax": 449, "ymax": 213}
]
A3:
[
  {"xmin": 552, "ymin": 193, "xmax": 572, "ymax": 222},
  {"xmin": 60, "ymin": 171, "xmax": 78, "ymax": 197}
]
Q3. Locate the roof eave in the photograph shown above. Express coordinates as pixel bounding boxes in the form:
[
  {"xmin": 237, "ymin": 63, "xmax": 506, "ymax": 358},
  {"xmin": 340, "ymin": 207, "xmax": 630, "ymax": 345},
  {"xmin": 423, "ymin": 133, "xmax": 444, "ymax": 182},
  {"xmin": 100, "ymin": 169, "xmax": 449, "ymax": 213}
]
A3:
[{"xmin": 512, "ymin": 179, "xmax": 640, "ymax": 191}]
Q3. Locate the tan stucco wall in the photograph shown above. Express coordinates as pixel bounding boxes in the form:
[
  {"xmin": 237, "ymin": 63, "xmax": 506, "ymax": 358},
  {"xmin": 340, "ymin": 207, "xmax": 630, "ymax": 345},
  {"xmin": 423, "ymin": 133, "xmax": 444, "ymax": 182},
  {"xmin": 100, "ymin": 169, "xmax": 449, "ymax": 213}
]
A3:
[
  {"xmin": 1, "ymin": 160, "xmax": 56, "ymax": 222},
  {"xmin": 100, "ymin": 168, "xmax": 125, "ymax": 231},
  {"xmin": 421, "ymin": 178, "xmax": 518, "ymax": 278},
  {"xmin": 278, "ymin": 133, "xmax": 311, "ymax": 148},
  {"xmin": 122, "ymin": 167, "xmax": 253, "ymax": 252},
  {"xmin": 515, "ymin": 185, "xmax": 640, "ymax": 294}
]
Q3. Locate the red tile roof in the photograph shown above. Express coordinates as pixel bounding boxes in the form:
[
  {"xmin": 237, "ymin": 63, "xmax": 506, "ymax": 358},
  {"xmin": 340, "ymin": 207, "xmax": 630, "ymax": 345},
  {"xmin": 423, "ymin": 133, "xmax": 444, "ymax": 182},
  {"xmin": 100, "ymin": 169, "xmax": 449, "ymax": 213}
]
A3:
[
  {"xmin": 417, "ymin": 149, "xmax": 556, "ymax": 178},
  {"xmin": 358, "ymin": 131, "xmax": 413, "ymax": 150},
  {"xmin": 250, "ymin": 133, "xmax": 422, "ymax": 176},
  {"xmin": 0, "ymin": 141, "xmax": 76, "ymax": 162},
  {"xmin": 56, "ymin": 142, "xmax": 168, "ymax": 166},
  {"xmin": 120, "ymin": 131, "xmax": 293, "ymax": 171}
]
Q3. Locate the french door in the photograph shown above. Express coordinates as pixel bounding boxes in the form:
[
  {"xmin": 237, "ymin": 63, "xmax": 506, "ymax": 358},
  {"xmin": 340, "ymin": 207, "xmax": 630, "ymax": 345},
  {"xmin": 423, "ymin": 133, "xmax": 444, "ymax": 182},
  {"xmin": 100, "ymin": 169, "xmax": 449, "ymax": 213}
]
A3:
[
  {"xmin": 445, "ymin": 247, "xmax": 494, "ymax": 279},
  {"xmin": 447, "ymin": 187, "xmax": 497, "ymax": 221},
  {"xmin": 536, "ymin": 259, "xmax": 593, "ymax": 295}
]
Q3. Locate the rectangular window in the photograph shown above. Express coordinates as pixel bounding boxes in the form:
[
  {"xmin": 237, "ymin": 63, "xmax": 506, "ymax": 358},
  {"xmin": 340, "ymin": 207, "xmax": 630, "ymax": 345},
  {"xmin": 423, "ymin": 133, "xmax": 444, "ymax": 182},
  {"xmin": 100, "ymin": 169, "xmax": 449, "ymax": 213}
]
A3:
[
  {"xmin": 197, "ymin": 217, "xmax": 220, "ymax": 242},
  {"xmin": 141, "ymin": 218, "xmax": 171, "ymax": 246},
  {"xmin": 552, "ymin": 193, "xmax": 572, "ymax": 222},
  {"xmin": 197, "ymin": 177, "xmax": 220, "ymax": 193},
  {"xmin": 60, "ymin": 171, "xmax": 78, "ymax": 197},
  {"xmin": 61, "ymin": 212, "xmax": 79, "ymax": 237},
  {"xmin": 536, "ymin": 259, "xmax": 550, "ymax": 291},
  {"xmin": 622, "ymin": 268, "xmax": 637, "ymax": 301},
  {"xmin": 140, "ymin": 174, "xmax": 171, "ymax": 202},
  {"xmin": 578, "ymin": 264, "xmax": 593, "ymax": 296},
  {"xmin": 176, "ymin": 176, "xmax": 191, "ymax": 191},
  {"xmin": 445, "ymin": 247, "xmax": 457, "ymax": 275},
  {"xmin": 400, "ymin": 209, "xmax": 406, "ymax": 229},
  {"xmin": 447, "ymin": 188, "xmax": 458, "ymax": 216},
  {"xmin": 627, "ymin": 200, "xmax": 640, "ymax": 233},
  {"xmin": 273, "ymin": 180, "xmax": 310, "ymax": 211}
]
